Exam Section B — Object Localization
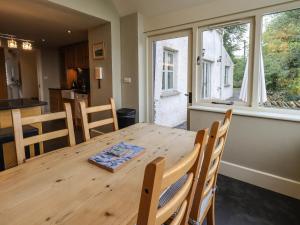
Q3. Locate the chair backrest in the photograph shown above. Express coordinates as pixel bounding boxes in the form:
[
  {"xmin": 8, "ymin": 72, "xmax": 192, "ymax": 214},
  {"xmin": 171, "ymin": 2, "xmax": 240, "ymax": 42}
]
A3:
[
  {"xmin": 137, "ymin": 129, "xmax": 209, "ymax": 225},
  {"xmin": 79, "ymin": 97, "xmax": 118, "ymax": 141},
  {"xmin": 190, "ymin": 109, "xmax": 233, "ymax": 221},
  {"xmin": 11, "ymin": 103, "xmax": 75, "ymax": 165}
]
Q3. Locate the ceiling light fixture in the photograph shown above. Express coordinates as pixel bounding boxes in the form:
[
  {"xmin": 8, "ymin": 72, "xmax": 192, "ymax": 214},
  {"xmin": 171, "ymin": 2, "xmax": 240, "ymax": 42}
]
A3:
[
  {"xmin": 0, "ymin": 33, "xmax": 34, "ymax": 50},
  {"xmin": 7, "ymin": 39, "xmax": 17, "ymax": 48},
  {"xmin": 22, "ymin": 41, "xmax": 32, "ymax": 50},
  {"xmin": 41, "ymin": 38, "xmax": 46, "ymax": 42},
  {"xmin": 67, "ymin": 30, "xmax": 72, "ymax": 34}
]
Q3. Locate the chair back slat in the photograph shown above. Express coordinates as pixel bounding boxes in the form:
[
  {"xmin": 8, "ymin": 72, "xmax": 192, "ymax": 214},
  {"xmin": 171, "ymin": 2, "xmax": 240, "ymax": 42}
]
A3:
[
  {"xmin": 156, "ymin": 173, "xmax": 194, "ymax": 225},
  {"xmin": 79, "ymin": 98, "xmax": 119, "ymax": 141},
  {"xmin": 23, "ymin": 129, "xmax": 69, "ymax": 146},
  {"xmin": 169, "ymin": 200, "xmax": 188, "ymax": 225},
  {"xmin": 88, "ymin": 118, "xmax": 114, "ymax": 129},
  {"xmin": 137, "ymin": 129, "xmax": 209, "ymax": 225},
  {"xmin": 161, "ymin": 144, "xmax": 200, "ymax": 190},
  {"xmin": 21, "ymin": 111, "xmax": 67, "ymax": 125},
  {"xmin": 86, "ymin": 104, "xmax": 112, "ymax": 114},
  {"xmin": 12, "ymin": 103, "xmax": 75, "ymax": 165},
  {"xmin": 190, "ymin": 109, "xmax": 233, "ymax": 223}
]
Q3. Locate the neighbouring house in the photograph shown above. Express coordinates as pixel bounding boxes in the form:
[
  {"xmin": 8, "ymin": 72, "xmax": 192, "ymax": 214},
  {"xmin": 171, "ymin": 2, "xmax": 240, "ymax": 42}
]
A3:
[
  {"xmin": 153, "ymin": 37, "xmax": 188, "ymax": 127},
  {"xmin": 202, "ymin": 29, "xmax": 234, "ymax": 100},
  {"xmin": 154, "ymin": 30, "xmax": 234, "ymax": 127}
]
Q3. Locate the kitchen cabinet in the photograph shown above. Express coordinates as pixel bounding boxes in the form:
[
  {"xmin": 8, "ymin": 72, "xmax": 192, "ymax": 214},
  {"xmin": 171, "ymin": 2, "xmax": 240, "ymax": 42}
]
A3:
[
  {"xmin": 61, "ymin": 92, "xmax": 89, "ymax": 127},
  {"xmin": 62, "ymin": 42, "xmax": 89, "ymax": 69},
  {"xmin": 49, "ymin": 89, "xmax": 63, "ymax": 112}
]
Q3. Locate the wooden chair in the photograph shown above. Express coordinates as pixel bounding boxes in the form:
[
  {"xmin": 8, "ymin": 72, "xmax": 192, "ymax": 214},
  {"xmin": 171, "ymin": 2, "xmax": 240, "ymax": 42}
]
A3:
[
  {"xmin": 189, "ymin": 109, "xmax": 233, "ymax": 225},
  {"xmin": 137, "ymin": 128, "xmax": 209, "ymax": 225},
  {"xmin": 11, "ymin": 103, "xmax": 75, "ymax": 165},
  {"xmin": 79, "ymin": 98, "xmax": 118, "ymax": 141}
]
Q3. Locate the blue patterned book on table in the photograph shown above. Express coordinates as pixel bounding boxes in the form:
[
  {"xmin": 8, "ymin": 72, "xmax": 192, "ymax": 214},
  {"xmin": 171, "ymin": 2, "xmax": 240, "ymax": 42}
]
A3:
[{"xmin": 88, "ymin": 142, "xmax": 145, "ymax": 172}]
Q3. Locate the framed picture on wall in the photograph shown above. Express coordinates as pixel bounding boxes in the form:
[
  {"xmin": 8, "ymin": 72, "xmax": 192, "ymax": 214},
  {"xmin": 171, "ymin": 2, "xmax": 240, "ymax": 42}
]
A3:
[{"xmin": 93, "ymin": 41, "xmax": 105, "ymax": 60}]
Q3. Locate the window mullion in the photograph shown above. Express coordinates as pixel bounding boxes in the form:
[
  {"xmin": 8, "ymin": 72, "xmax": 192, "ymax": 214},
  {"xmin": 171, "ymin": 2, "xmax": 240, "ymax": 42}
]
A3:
[{"xmin": 251, "ymin": 14, "xmax": 262, "ymax": 108}]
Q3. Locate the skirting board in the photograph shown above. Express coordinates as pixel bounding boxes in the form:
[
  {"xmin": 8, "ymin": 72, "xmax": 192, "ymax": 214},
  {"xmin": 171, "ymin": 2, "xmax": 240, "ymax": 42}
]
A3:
[{"xmin": 219, "ymin": 161, "xmax": 300, "ymax": 200}]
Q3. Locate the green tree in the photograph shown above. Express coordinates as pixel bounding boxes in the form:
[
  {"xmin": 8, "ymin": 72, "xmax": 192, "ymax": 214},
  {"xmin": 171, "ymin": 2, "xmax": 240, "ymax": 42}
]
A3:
[
  {"xmin": 222, "ymin": 24, "xmax": 248, "ymax": 88},
  {"xmin": 223, "ymin": 24, "xmax": 248, "ymax": 60},
  {"xmin": 262, "ymin": 9, "xmax": 300, "ymax": 101}
]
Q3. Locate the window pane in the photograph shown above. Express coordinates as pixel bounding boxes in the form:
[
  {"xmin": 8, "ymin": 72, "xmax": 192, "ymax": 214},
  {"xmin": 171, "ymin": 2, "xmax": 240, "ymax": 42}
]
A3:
[
  {"xmin": 162, "ymin": 72, "xmax": 165, "ymax": 90},
  {"xmin": 262, "ymin": 8, "xmax": 300, "ymax": 110},
  {"xmin": 199, "ymin": 22, "xmax": 250, "ymax": 103},
  {"xmin": 168, "ymin": 72, "xmax": 173, "ymax": 89}
]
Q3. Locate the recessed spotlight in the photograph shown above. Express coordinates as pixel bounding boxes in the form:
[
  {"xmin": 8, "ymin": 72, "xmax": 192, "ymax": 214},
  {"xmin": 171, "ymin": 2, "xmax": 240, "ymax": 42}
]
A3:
[
  {"xmin": 67, "ymin": 30, "xmax": 72, "ymax": 34},
  {"xmin": 41, "ymin": 38, "xmax": 46, "ymax": 42}
]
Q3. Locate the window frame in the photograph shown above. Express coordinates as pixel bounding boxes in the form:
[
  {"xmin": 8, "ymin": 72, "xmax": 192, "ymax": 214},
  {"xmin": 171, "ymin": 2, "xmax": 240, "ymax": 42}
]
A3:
[
  {"xmin": 224, "ymin": 66, "xmax": 230, "ymax": 87},
  {"xmin": 145, "ymin": 1, "xmax": 300, "ymax": 121},
  {"xmin": 162, "ymin": 48, "xmax": 176, "ymax": 91},
  {"xmin": 202, "ymin": 60, "xmax": 212, "ymax": 99},
  {"xmin": 197, "ymin": 18, "xmax": 254, "ymax": 107}
]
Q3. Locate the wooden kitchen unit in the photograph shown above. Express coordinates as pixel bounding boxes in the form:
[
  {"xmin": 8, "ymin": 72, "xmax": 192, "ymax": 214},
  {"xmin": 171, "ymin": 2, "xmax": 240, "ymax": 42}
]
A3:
[
  {"xmin": 49, "ymin": 89, "xmax": 89, "ymax": 126},
  {"xmin": 0, "ymin": 99, "xmax": 46, "ymax": 169}
]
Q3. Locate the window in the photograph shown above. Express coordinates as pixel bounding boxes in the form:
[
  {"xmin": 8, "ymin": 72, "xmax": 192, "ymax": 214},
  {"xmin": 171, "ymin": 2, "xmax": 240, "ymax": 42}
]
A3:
[
  {"xmin": 261, "ymin": 8, "xmax": 300, "ymax": 110},
  {"xmin": 162, "ymin": 49, "xmax": 176, "ymax": 90},
  {"xmin": 224, "ymin": 66, "xmax": 230, "ymax": 86},
  {"xmin": 202, "ymin": 60, "xmax": 212, "ymax": 98},
  {"xmin": 199, "ymin": 21, "xmax": 251, "ymax": 104}
]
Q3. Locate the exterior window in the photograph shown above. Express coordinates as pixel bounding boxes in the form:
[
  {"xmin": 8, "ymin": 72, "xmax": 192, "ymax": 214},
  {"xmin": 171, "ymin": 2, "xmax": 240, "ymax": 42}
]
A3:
[
  {"xmin": 199, "ymin": 21, "xmax": 251, "ymax": 103},
  {"xmin": 202, "ymin": 61, "xmax": 212, "ymax": 98},
  {"xmin": 224, "ymin": 66, "xmax": 230, "ymax": 86},
  {"xmin": 262, "ymin": 8, "xmax": 300, "ymax": 110},
  {"xmin": 162, "ymin": 49, "xmax": 175, "ymax": 90}
]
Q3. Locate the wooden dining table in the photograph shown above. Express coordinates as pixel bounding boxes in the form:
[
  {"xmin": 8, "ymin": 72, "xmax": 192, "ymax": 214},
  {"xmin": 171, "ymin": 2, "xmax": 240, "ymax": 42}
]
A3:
[{"xmin": 0, "ymin": 123, "xmax": 196, "ymax": 225}]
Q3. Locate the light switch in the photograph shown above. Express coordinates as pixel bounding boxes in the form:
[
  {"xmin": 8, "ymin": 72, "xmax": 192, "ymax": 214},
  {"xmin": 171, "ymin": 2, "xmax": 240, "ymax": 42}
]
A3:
[{"xmin": 123, "ymin": 77, "xmax": 132, "ymax": 83}]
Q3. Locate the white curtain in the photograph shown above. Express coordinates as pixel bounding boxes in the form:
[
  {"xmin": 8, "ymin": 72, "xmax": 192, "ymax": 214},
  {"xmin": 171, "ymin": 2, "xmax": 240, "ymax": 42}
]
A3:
[{"xmin": 239, "ymin": 48, "xmax": 267, "ymax": 103}]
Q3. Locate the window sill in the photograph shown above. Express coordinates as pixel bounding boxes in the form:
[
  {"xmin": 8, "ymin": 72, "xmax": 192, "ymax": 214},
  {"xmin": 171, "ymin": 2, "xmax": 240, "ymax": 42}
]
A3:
[
  {"xmin": 189, "ymin": 104, "xmax": 300, "ymax": 123},
  {"xmin": 160, "ymin": 90, "xmax": 181, "ymax": 98}
]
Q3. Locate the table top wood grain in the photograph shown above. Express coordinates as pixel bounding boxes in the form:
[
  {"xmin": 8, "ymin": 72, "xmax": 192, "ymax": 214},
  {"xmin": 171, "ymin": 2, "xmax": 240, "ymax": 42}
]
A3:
[{"xmin": 0, "ymin": 123, "xmax": 196, "ymax": 225}]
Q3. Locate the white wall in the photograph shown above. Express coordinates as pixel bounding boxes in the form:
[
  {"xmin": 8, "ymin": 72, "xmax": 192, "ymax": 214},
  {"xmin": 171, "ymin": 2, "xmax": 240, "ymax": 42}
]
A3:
[
  {"xmin": 19, "ymin": 50, "xmax": 39, "ymax": 99},
  {"xmin": 120, "ymin": 13, "xmax": 146, "ymax": 122},
  {"xmin": 120, "ymin": 13, "xmax": 139, "ymax": 118},
  {"xmin": 40, "ymin": 48, "xmax": 61, "ymax": 112},
  {"xmin": 202, "ymin": 30, "xmax": 234, "ymax": 100},
  {"xmin": 154, "ymin": 38, "xmax": 188, "ymax": 127},
  {"xmin": 143, "ymin": 0, "xmax": 294, "ymax": 32},
  {"xmin": 88, "ymin": 23, "xmax": 113, "ymax": 108},
  {"xmin": 48, "ymin": 0, "xmax": 122, "ymax": 108},
  {"xmin": 190, "ymin": 109, "xmax": 300, "ymax": 199}
]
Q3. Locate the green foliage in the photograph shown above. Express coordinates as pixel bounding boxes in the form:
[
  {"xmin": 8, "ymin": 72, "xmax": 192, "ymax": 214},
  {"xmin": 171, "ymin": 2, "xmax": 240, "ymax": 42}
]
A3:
[
  {"xmin": 222, "ymin": 24, "xmax": 248, "ymax": 87},
  {"xmin": 223, "ymin": 24, "xmax": 247, "ymax": 60},
  {"xmin": 262, "ymin": 9, "xmax": 300, "ymax": 101},
  {"xmin": 233, "ymin": 57, "xmax": 246, "ymax": 88}
]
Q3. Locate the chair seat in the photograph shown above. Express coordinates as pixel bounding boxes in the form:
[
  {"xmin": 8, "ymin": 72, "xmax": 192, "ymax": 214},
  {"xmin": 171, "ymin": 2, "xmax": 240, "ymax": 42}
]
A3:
[
  {"xmin": 188, "ymin": 190, "xmax": 213, "ymax": 225},
  {"xmin": 158, "ymin": 174, "xmax": 213, "ymax": 225},
  {"xmin": 158, "ymin": 174, "xmax": 188, "ymax": 208}
]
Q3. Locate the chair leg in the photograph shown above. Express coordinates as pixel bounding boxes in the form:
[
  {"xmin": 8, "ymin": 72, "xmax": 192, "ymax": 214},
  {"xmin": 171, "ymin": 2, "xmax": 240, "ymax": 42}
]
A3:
[{"xmin": 207, "ymin": 200, "xmax": 215, "ymax": 225}]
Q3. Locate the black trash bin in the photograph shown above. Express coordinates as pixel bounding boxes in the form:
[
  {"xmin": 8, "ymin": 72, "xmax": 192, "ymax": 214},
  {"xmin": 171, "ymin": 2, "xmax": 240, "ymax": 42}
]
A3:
[{"xmin": 117, "ymin": 108, "xmax": 136, "ymax": 129}]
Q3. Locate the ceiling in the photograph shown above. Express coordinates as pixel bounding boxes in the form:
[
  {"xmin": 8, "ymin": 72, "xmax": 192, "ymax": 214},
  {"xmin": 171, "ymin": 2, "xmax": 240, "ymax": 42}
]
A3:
[
  {"xmin": 111, "ymin": 0, "xmax": 214, "ymax": 17},
  {"xmin": 0, "ymin": 0, "xmax": 106, "ymax": 48}
]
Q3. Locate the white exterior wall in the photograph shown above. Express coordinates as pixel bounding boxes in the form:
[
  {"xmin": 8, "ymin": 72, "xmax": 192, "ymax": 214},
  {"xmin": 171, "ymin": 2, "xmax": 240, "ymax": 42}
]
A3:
[
  {"xmin": 154, "ymin": 37, "xmax": 188, "ymax": 127},
  {"xmin": 154, "ymin": 32, "xmax": 233, "ymax": 127},
  {"xmin": 202, "ymin": 30, "xmax": 234, "ymax": 100}
]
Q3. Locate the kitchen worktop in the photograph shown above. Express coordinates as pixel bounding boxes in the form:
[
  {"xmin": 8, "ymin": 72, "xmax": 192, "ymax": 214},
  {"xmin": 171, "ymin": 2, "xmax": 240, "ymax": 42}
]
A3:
[
  {"xmin": 49, "ymin": 88, "xmax": 89, "ymax": 94},
  {"xmin": 0, "ymin": 98, "xmax": 47, "ymax": 110}
]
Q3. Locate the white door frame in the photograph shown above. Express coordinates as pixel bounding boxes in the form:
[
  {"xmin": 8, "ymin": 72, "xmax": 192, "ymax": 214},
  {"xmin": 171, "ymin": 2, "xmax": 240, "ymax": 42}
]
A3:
[{"xmin": 146, "ymin": 29, "xmax": 193, "ymax": 127}]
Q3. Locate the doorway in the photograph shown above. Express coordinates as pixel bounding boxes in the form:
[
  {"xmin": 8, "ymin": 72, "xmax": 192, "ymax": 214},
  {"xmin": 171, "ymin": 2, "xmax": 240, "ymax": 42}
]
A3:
[{"xmin": 149, "ymin": 30, "xmax": 192, "ymax": 129}]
